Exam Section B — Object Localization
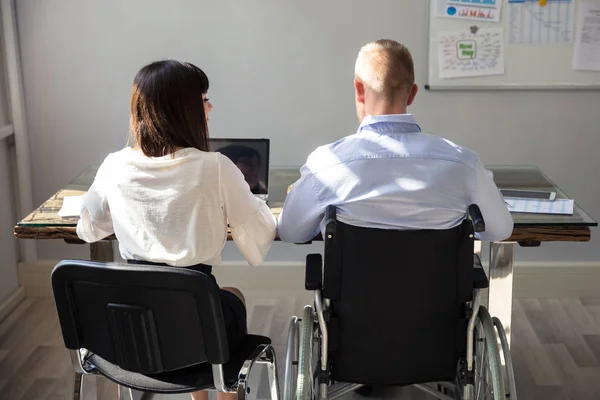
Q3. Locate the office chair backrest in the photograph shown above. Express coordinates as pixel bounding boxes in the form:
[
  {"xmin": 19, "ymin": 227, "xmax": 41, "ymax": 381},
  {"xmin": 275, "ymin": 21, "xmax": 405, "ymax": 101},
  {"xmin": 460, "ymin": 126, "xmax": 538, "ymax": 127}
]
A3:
[
  {"xmin": 323, "ymin": 208, "xmax": 475, "ymax": 385},
  {"xmin": 51, "ymin": 260, "xmax": 229, "ymax": 374}
]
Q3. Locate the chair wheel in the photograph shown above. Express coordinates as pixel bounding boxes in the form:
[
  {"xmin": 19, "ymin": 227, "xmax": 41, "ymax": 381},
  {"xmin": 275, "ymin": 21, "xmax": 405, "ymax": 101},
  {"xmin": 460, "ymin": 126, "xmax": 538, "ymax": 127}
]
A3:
[{"xmin": 354, "ymin": 385, "xmax": 375, "ymax": 396}]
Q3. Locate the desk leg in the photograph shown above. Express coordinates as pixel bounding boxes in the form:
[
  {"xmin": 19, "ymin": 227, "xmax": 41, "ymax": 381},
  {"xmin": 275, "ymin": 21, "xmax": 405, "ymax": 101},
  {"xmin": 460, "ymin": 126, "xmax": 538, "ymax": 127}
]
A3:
[
  {"xmin": 488, "ymin": 242, "xmax": 515, "ymax": 346},
  {"xmin": 474, "ymin": 240, "xmax": 482, "ymax": 257},
  {"xmin": 90, "ymin": 241, "xmax": 114, "ymax": 262}
]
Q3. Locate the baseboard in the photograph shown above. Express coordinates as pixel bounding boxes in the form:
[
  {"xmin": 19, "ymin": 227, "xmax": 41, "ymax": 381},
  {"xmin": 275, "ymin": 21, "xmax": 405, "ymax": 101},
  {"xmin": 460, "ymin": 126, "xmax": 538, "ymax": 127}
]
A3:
[
  {"xmin": 0, "ymin": 286, "xmax": 25, "ymax": 323},
  {"xmin": 19, "ymin": 260, "xmax": 600, "ymax": 298},
  {"xmin": 17, "ymin": 260, "xmax": 308, "ymax": 296},
  {"xmin": 512, "ymin": 262, "xmax": 600, "ymax": 298}
]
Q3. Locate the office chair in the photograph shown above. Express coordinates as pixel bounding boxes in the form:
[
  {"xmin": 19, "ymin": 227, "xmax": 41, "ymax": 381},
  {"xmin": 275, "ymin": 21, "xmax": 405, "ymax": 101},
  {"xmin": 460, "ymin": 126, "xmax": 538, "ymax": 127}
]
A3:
[{"xmin": 51, "ymin": 260, "xmax": 279, "ymax": 400}]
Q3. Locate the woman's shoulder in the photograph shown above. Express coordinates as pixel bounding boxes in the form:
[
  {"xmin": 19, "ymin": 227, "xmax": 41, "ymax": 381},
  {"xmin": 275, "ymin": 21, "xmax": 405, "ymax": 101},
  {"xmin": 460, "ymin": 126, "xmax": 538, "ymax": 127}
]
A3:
[
  {"xmin": 96, "ymin": 147, "xmax": 133, "ymax": 173},
  {"xmin": 213, "ymin": 151, "xmax": 242, "ymax": 175}
]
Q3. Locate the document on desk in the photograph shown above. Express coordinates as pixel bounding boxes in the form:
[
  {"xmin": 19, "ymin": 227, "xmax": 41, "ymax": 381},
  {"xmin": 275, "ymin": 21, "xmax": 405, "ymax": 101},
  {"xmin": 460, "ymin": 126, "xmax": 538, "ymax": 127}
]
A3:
[
  {"xmin": 505, "ymin": 198, "xmax": 574, "ymax": 215},
  {"xmin": 573, "ymin": 2, "xmax": 600, "ymax": 71},
  {"xmin": 58, "ymin": 195, "xmax": 84, "ymax": 217}
]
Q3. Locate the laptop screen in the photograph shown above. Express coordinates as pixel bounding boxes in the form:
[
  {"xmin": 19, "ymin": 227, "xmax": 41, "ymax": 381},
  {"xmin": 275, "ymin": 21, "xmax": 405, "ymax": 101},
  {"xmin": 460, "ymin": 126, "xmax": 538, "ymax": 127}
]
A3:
[{"xmin": 210, "ymin": 138, "xmax": 270, "ymax": 195}]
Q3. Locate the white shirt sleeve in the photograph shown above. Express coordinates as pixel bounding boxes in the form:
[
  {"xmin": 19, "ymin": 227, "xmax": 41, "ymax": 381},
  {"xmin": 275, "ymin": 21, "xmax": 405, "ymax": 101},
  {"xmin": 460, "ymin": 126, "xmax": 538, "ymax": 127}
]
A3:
[
  {"xmin": 277, "ymin": 164, "xmax": 324, "ymax": 243},
  {"xmin": 76, "ymin": 161, "xmax": 115, "ymax": 243},
  {"xmin": 471, "ymin": 160, "xmax": 514, "ymax": 242},
  {"xmin": 218, "ymin": 154, "xmax": 276, "ymax": 266}
]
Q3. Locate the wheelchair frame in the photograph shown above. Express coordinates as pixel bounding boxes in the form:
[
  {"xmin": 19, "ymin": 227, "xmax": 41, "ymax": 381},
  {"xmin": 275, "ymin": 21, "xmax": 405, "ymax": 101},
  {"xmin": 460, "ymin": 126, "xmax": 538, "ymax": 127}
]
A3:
[
  {"xmin": 284, "ymin": 283, "xmax": 517, "ymax": 400},
  {"xmin": 282, "ymin": 205, "xmax": 517, "ymax": 400}
]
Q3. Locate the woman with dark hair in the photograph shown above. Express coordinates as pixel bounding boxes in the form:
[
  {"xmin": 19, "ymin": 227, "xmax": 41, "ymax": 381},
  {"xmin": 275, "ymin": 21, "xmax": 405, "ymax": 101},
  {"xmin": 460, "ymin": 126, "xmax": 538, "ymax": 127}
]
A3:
[
  {"xmin": 216, "ymin": 145, "xmax": 267, "ymax": 194},
  {"xmin": 76, "ymin": 60, "xmax": 276, "ymax": 400}
]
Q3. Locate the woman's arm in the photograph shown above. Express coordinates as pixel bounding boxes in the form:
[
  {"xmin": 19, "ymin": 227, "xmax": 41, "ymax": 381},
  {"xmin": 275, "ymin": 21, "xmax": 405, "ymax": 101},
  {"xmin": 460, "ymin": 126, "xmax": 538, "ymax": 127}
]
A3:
[
  {"xmin": 76, "ymin": 161, "xmax": 115, "ymax": 243},
  {"xmin": 218, "ymin": 154, "xmax": 276, "ymax": 266}
]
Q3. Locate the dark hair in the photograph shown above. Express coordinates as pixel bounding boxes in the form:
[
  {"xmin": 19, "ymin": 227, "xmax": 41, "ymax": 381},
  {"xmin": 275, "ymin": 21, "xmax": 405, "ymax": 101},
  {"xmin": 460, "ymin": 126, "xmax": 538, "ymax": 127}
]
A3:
[
  {"xmin": 130, "ymin": 60, "xmax": 210, "ymax": 157},
  {"xmin": 215, "ymin": 145, "xmax": 261, "ymax": 164}
]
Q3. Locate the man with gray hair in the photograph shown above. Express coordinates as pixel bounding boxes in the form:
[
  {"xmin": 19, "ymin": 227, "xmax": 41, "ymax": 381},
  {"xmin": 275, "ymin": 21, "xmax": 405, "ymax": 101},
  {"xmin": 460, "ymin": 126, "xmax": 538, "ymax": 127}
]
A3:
[{"xmin": 278, "ymin": 40, "xmax": 513, "ymax": 243}]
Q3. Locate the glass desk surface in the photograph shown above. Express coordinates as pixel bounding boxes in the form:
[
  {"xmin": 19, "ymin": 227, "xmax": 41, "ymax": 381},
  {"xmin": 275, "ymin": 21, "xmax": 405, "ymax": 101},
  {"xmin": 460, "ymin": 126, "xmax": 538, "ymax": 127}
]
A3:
[{"xmin": 17, "ymin": 165, "xmax": 597, "ymax": 229}]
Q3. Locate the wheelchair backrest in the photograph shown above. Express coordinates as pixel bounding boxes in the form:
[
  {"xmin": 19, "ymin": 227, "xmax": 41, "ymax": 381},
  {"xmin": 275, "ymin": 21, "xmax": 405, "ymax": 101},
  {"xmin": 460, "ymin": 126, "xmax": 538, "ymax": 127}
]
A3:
[
  {"xmin": 51, "ymin": 260, "xmax": 230, "ymax": 374},
  {"xmin": 323, "ymin": 208, "xmax": 475, "ymax": 386}
]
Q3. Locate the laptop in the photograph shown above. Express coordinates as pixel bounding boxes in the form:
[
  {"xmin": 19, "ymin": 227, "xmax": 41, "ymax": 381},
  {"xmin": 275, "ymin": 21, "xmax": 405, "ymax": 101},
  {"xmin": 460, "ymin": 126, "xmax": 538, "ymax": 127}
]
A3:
[{"xmin": 210, "ymin": 138, "xmax": 270, "ymax": 201}]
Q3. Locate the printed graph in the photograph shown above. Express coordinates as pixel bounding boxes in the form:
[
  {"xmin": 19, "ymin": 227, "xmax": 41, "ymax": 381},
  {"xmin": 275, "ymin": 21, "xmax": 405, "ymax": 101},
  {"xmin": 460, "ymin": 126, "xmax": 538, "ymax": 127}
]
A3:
[{"xmin": 449, "ymin": 0, "xmax": 497, "ymax": 5}]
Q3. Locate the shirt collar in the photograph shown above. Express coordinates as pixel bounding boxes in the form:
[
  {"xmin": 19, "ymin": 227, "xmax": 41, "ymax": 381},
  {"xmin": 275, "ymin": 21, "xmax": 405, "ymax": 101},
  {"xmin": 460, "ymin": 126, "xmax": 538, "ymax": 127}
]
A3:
[{"xmin": 359, "ymin": 114, "xmax": 421, "ymax": 133}]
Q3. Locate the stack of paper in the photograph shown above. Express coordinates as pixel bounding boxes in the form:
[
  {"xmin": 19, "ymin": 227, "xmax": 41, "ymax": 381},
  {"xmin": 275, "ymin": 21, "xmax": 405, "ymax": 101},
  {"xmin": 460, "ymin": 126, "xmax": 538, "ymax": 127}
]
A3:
[
  {"xmin": 504, "ymin": 198, "xmax": 574, "ymax": 215},
  {"xmin": 58, "ymin": 196, "xmax": 84, "ymax": 217}
]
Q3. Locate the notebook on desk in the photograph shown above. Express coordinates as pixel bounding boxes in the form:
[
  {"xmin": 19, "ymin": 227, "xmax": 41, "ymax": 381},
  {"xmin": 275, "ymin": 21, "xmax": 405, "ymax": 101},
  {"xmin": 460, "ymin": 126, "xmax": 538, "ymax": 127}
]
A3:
[
  {"xmin": 504, "ymin": 198, "xmax": 574, "ymax": 215},
  {"xmin": 210, "ymin": 138, "xmax": 270, "ymax": 201}
]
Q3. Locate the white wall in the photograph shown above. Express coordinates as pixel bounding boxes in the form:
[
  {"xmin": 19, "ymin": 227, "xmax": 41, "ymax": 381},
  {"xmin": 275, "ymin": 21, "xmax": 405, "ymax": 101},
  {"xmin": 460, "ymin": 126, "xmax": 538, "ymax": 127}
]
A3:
[
  {"xmin": 0, "ymin": 20, "xmax": 8, "ymax": 126},
  {"xmin": 0, "ymin": 139, "xmax": 19, "ymax": 303},
  {"xmin": 16, "ymin": 0, "xmax": 600, "ymax": 264},
  {"xmin": 0, "ymin": 29, "xmax": 20, "ymax": 303}
]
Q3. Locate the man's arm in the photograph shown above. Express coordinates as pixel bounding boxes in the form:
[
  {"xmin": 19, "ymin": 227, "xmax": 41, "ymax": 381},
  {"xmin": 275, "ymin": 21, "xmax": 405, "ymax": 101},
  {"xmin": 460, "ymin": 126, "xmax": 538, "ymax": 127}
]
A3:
[
  {"xmin": 277, "ymin": 166, "xmax": 325, "ymax": 243},
  {"xmin": 471, "ymin": 161, "xmax": 514, "ymax": 242}
]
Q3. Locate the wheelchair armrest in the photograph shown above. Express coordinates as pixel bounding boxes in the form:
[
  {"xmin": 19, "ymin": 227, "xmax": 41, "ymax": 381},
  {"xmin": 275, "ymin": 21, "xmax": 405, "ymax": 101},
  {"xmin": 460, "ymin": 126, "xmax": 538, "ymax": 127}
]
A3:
[
  {"xmin": 473, "ymin": 254, "xmax": 489, "ymax": 289},
  {"xmin": 325, "ymin": 205, "xmax": 337, "ymax": 237},
  {"xmin": 305, "ymin": 254, "xmax": 323, "ymax": 290},
  {"xmin": 468, "ymin": 204, "xmax": 486, "ymax": 233}
]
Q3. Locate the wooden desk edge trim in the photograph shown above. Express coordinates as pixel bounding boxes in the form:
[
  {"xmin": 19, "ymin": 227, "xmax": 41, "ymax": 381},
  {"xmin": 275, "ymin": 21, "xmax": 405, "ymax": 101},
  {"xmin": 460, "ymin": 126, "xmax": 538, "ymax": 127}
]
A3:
[
  {"xmin": 507, "ymin": 226, "xmax": 591, "ymax": 243},
  {"xmin": 15, "ymin": 225, "xmax": 591, "ymax": 244}
]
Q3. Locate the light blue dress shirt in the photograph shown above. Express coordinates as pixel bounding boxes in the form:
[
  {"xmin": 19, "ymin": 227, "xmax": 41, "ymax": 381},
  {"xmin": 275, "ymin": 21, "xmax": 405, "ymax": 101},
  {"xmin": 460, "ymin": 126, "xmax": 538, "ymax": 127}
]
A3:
[{"xmin": 277, "ymin": 114, "xmax": 513, "ymax": 243}]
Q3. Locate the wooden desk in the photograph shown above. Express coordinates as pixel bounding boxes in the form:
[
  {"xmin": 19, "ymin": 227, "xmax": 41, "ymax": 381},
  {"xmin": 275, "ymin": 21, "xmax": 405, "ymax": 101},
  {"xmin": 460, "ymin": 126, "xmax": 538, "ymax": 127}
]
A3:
[
  {"xmin": 13, "ymin": 165, "xmax": 598, "ymax": 344},
  {"xmin": 15, "ymin": 165, "xmax": 596, "ymax": 244},
  {"xmin": 12, "ymin": 188, "xmax": 285, "ymax": 243}
]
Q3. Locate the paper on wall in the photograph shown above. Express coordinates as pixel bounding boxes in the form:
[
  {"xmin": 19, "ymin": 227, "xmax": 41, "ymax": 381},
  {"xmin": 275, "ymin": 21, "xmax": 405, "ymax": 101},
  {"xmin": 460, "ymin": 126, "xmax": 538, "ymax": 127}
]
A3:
[
  {"xmin": 507, "ymin": 0, "xmax": 575, "ymax": 44},
  {"xmin": 437, "ymin": 0, "xmax": 503, "ymax": 22},
  {"xmin": 438, "ymin": 28, "xmax": 505, "ymax": 79},
  {"xmin": 573, "ymin": 2, "xmax": 600, "ymax": 71}
]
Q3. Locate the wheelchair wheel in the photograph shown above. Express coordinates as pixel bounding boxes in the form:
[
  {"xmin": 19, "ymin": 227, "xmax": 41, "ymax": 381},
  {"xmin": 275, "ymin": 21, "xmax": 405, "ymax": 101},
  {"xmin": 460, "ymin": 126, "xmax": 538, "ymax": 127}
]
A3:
[
  {"xmin": 458, "ymin": 306, "xmax": 506, "ymax": 400},
  {"xmin": 493, "ymin": 317, "xmax": 517, "ymax": 400},
  {"xmin": 297, "ymin": 305, "xmax": 315, "ymax": 400},
  {"xmin": 473, "ymin": 307, "xmax": 505, "ymax": 399}
]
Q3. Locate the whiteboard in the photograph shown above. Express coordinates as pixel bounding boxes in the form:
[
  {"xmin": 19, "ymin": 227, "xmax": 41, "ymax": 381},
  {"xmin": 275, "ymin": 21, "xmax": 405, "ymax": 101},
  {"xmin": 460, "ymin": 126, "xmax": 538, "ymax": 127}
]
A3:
[{"xmin": 427, "ymin": 0, "xmax": 600, "ymax": 90}]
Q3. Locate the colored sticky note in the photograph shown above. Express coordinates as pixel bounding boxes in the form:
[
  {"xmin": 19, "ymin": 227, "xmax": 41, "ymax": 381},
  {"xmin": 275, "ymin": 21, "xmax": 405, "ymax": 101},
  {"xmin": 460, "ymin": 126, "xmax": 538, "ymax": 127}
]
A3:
[{"xmin": 539, "ymin": 0, "xmax": 547, "ymax": 5}]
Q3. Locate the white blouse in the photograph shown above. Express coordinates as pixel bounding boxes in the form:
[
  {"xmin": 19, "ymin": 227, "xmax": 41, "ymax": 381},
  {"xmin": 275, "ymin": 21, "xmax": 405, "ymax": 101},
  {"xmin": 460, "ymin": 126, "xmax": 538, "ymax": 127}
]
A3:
[{"xmin": 76, "ymin": 147, "xmax": 276, "ymax": 267}]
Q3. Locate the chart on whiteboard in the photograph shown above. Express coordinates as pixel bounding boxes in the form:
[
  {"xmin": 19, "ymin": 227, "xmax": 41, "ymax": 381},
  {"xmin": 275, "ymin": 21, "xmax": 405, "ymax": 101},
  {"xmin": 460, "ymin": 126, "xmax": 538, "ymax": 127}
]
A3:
[
  {"xmin": 438, "ymin": 28, "xmax": 505, "ymax": 79},
  {"xmin": 437, "ymin": 0, "xmax": 503, "ymax": 22},
  {"xmin": 507, "ymin": 0, "xmax": 575, "ymax": 44}
]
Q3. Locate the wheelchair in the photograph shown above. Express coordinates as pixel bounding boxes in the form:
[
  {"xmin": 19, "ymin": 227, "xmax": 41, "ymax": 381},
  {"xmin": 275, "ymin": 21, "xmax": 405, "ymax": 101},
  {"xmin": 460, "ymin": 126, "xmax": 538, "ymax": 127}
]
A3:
[{"xmin": 283, "ymin": 205, "xmax": 516, "ymax": 400}]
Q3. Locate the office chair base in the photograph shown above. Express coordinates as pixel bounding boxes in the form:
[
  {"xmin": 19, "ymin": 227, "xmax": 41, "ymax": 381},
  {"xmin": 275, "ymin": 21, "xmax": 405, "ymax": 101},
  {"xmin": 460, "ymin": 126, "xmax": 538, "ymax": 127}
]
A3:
[
  {"xmin": 237, "ymin": 344, "xmax": 280, "ymax": 400},
  {"xmin": 118, "ymin": 386, "xmax": 153, "ymax": 400}
]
